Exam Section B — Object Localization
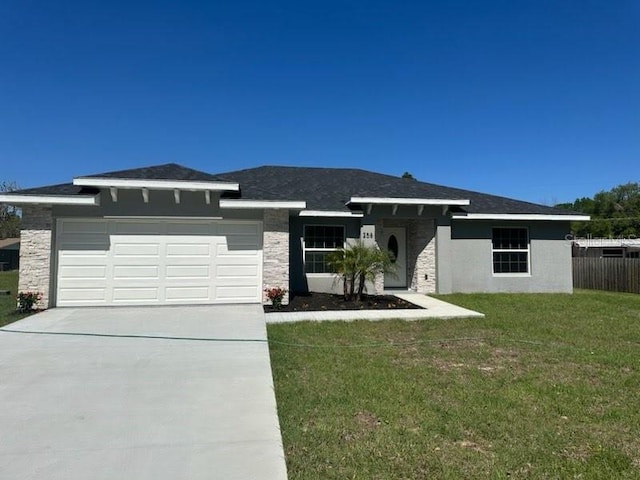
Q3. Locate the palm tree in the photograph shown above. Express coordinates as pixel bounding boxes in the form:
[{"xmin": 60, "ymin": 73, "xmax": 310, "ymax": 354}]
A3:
[{"xmin": 327, "ymin": 241, "xmax": 396, "ymax": 301}]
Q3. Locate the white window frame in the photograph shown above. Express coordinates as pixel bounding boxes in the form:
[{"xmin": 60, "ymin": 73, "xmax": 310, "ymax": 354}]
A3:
[
  {"xmin": 492, "ymin": 226, "xmax": 531, "ymax": 277},
  {"xmin": 303, "ymin": 224, "xmax": 345, "ymax": 275}
]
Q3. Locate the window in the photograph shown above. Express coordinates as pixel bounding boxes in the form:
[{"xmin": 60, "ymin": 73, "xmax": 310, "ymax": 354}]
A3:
[
  {"xmin": 602, "ymin": 248, "xmax": 623, "ymax": 258},
  {"xmin": 304, "ymin": 225, "xmax": 344, "ymax": 273},
  {"xmin": 492, "ymin": 227, "xmax": 529, "ymax": 274}
]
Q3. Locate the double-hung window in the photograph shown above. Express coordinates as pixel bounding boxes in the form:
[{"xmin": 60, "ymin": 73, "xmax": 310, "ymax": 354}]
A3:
[
  {"xmin": 304, "ymin": 225, "xmax": 344, "ymax": 274},
  {"xmin": 492, "ymin": 227, "xmax": 530, "ymax": 275}
]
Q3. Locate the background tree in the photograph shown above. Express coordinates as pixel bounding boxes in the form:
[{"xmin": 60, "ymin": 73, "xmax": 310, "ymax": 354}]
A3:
[
  {"xmin": 402, "ymin": 172, "xmax": 416, "ymax": 180},
  {"xmin": 556, "ymin": 182, "xmax": 640, "ymax": 237},
  {"xmin": 0, "ymin": 181, "xmax": 21, "ymax": 238}
]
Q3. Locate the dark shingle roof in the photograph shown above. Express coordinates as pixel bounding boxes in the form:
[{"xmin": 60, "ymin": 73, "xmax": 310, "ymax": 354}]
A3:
[
  {"xmin": 9, "ymin": 164, "xmax": 228, "ymax": 197},
  {"xmin": 11, "ymin": 183, "xmax": 99, "ymax": 196},
  {"xmin": 79, "ymin": 163, "xmax": 229, "ymax": 182},
  {"xmin": 7, "ymin": 163, "xmax": 579, "ymax": 216},
  {"xmin": 217, "ymin": 166, "xmax": 578, "ymax": 215}
]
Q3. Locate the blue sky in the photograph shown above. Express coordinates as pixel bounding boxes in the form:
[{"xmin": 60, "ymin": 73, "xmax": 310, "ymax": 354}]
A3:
[{"xmin": 1, "ymin": 1, "xmax": 638, "ymax": 205}]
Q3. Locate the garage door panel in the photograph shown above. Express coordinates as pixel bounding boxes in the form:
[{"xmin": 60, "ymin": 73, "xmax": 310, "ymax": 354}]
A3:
[
  {"xmin": 217, "ymin": 245, "xmax": 260, "ymax": 256},
  {"xmin": 58, "ymin": 288, "xmax": 107, "ymax": 303},
  {"xmin": 112, "ymin": 287, "xmax": 159, "ymax": 302},
  {"xmin": 165, "ymin": 286, "xmax": 210, "ymax": 301},
  {"xmin": 215, "ymin": 254, "xmax": 261, "ymax": 265},
  {"xmin": 217, "ymin": 265, "xmax": 259, "ymax": 277},
  {"xmin": 57, "ymin": 219, "xmax": 263, "ymax": 306},
  {"xmin": 113, "ymin": 265, "xmax": 159, "ymax": 279},
  {"xmin": 114, "ymin": 243, "xmax": 160, "ymax": 257},
  {"xmin": 59, "ymin": 265, "xmax": 107, "ymax": 279},
  {"xmin": 58, "ymin": 250, "xmax": 109, "ymax": 260},
  {"xmin": 216, "ymin": 286, "xmax": 260, "ymax": 301},
  {"xmin": 166, "ymin": 265, "xmax": 210, "ymax": 279}
]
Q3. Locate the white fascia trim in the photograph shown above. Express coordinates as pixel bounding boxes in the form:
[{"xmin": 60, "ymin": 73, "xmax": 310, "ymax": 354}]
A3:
[
  {"xmin": 73, "ymin": 177, "xmax": 239, "ymax": 192},
  {"xmin": 219, "ymin": 199, "xmax": 306, "ymax": 209},
  {"xmin": 452, "ymin": 213, "xmax": 591, "ymax": 221},
  {"xmin": 103, "ymin": 216, "xmax": 224, "ymax": 220},
  {"xmin": 299, "ymin": 210, "xmax": 364, "ymax": 217},
  {"xmin": 349, "ymin": 196, "xmax": 470, "ymax": 206},
  {"xmin": 0, "ymin": 194, "xmax": 100, "ymax": 206}
]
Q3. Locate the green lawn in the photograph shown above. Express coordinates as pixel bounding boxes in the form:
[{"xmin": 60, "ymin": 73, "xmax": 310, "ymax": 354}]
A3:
[
  {"xmin": 268, "ymin": 291, "xmax": 640, "ymax": 479},
  {"xmin": 0, "ymin": 270, "xmax": 30, "ymax": 327}
]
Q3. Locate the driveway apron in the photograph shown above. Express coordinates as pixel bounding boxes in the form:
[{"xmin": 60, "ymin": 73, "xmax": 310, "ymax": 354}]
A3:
[{"xmin": 0, "ymin": 305, "xmax": 287, "ymax": 480}]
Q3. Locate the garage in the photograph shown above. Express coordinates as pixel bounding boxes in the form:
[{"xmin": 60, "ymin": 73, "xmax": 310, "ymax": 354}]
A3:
[{"xmin": 55, "ymin": 218, "xmax": 263, "ymax": 306}]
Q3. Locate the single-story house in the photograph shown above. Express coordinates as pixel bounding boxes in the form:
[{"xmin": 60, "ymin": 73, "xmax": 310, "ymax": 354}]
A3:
[
  {"xmin": 0, "ymin": 237, "xmax": 20, "ymax": 271},
  {"xmin": 0, "ymin": 163, "xmax": 589, "ymax": 308}
]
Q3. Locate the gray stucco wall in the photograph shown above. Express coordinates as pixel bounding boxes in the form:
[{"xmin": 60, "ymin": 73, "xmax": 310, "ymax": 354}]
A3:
[
  {"xmin": 440, "ymin": 220, "xmax": 574, "ymax": 293},
  {"xmin": 289, "ymin": 216, "xmax": 362, "ymax": 294}
]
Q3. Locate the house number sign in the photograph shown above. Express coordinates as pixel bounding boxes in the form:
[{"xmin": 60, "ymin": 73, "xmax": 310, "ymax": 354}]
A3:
[{"xmin": 360, "ymin": 225, "xmax": 376, "ymax": 246}]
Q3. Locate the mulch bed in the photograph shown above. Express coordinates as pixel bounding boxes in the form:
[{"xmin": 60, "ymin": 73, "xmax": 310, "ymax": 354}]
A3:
[{"xmin": 263, "ymin": 292, "xmax": 423, "ymax": 313}]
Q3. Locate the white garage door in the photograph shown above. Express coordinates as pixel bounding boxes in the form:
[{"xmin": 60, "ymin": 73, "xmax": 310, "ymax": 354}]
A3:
[{"xmin": 55, "ymin": 219, "xmax": 263, "ymax": 306}]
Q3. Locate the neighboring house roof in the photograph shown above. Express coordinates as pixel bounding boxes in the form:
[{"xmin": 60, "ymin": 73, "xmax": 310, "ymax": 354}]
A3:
[
  {"xmin": 0, "ymin": 238, "xmax": 20, "ymax": 249},
  {"xmin": 2, "ymin": 162, "xmax": 584, "ymax": 218},
  {"xmin": 573, "ymin": 238, "xmax": 640, "ymax": 248}
]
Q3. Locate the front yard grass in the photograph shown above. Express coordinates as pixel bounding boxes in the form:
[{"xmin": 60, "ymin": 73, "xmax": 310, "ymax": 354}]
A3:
[
  {"xmin": 0, "ymin": 270, "xmax": 30, "ymax": 327},
  {"xmin": 268, "ymin": 290, "xmax": 640, "ymax": 479}
]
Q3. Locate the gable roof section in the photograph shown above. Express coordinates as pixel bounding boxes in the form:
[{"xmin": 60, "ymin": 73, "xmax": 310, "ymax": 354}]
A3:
[
  {"xmin": 78, "ymin": 163, "xmax": 228, "ymax": 182},
  {"xmin": 73, "ymin": 163, "xmax": 239, "ymax": 192}
]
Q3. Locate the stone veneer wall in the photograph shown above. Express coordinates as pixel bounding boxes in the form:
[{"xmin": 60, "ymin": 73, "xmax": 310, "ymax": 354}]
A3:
[
  {"xmin": 407, "ymin": 219, "xmax": 436, "ymax": 293},
  {"xmin": 263, "ymin": 209, "xmax": 290, "ymax": 305},
  {"xmin": 374, "ymin": 218, "xmax": 437, "ymax": 294},
  {"xmin": 373, "ymin": 219, "xmax": 385, "ymax": 294},
  {"xmin": 18, "ymin": 205, "xmax": 53, "ymax": 309}
]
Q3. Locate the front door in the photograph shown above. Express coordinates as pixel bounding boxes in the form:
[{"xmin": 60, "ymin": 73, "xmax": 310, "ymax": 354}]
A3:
[{"xmin": 383, "ymin": 227, "xmax": 407, "ymax": 288}]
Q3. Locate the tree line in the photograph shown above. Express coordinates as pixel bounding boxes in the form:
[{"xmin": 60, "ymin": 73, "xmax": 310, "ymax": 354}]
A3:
[
  {"xmin": 0, "ymin": 181, "xmax": 21, "ymax": 239},
  {"xmin": 556, "ymin": 182, "xmax": 640, "ymax": 238}
]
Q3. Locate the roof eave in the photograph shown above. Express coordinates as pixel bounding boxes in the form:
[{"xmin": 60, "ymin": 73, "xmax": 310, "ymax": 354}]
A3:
[
  {"xmin": 451, "ymin": 213, "xmax": 591, "ymax": 221},
  {"xmin": 73, "ymin": 177, "xmax": 240, "ymax": 192},
  {"xmin": 0, "ymin": 194, "xmax": 100, "ymax": 206},
  {"xmin": 219, "ymin": 199, "xmax": 306, "ymax": 210},
  {"xmin": 348, "ymin": 196, "xmax": 470, "ymax": 206},
  {"xmin": 299, "ymin": 210, "xmax": 364, "ymax": 218}
]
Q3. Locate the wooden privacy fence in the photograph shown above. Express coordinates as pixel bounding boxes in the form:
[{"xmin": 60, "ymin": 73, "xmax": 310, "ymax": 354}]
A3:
[{"xmin": 573, "ymin": 257, "xmax": 640, "ymax": 294}]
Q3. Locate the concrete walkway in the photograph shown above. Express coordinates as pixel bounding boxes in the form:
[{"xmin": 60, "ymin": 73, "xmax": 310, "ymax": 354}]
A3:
[
  {"xmin": 0, "ymin": 305, "xmax": 287, "ymax": 480},
  {"xmin": 265, "ymin": 293, "xmax": 484, "ymax": 323}
]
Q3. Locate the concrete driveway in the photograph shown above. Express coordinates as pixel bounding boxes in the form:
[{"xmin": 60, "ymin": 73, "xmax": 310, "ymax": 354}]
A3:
[{"xmin": 0, "ymin": 305, "xmax": 287, "ymax": 480}]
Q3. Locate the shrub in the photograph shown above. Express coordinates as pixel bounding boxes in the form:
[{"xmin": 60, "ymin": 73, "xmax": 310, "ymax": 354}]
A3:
[
  {"xmin": 265, "ymin": 286, "xmax": 287, "ymax": 309},
  {"xmin": 17, "ymin": 291, "xmax": 42, "ymax": 313}
]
